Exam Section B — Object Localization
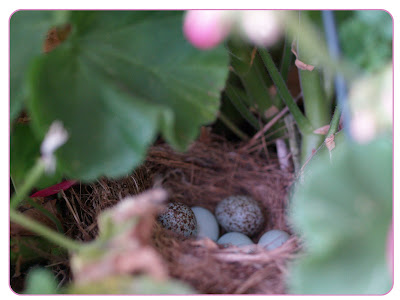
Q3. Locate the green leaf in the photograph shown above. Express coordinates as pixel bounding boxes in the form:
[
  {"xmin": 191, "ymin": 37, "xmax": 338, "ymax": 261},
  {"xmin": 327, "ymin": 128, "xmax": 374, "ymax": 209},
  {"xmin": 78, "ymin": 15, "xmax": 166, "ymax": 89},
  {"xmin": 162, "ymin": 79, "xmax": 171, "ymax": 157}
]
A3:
[
  {"xmin": 10, "ymin": 123, "xmax": 63, "ymax": 190},
  {"xmin": 10, "ymin": 236, "xmax": 66, "ymax": 265},
  {"xmin": 338, "ymin": 10, "xmax": 392, "ymax": 72},
  {"xmin": 288, "ymin": 236, "xmax": 391, "ymax": 294},
  {"xmin": 68, "ymin": 275, "xmax": 195, "ymax": 294},
  {"xmin": 24, "ymin": 268, "xmax": 59, "ymax": 294},
  {"xmin": 287, "ymin": 137, "xmax": 392, "ymax": 294},
  {"xmin": 27, "ymin": 11, "xmax": 229, "ymax": 180},
  {"xmin": 10, "ymin": 10, "xmax": 55, "ymax": 121}
]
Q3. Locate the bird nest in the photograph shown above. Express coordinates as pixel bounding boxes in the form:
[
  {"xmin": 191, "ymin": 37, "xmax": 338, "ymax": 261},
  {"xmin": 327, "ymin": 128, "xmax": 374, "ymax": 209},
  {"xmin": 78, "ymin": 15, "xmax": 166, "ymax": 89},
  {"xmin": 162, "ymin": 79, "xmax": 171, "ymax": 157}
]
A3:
[{"xmin": 60, "ymin": 131, "xmax": 299, "ymax": 294}]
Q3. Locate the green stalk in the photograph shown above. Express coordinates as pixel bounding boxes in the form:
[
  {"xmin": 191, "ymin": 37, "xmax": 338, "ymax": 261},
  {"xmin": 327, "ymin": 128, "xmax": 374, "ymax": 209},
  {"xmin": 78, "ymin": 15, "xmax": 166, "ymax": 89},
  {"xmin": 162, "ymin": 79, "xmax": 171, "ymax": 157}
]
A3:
[
  {"xmin": 326, "ymin": 105, "xmax": 342, "ymax": 138},
  {"xmin": 218, "ymin": 112, "xmax": 249, "ymax": 140},
  {"xmin": 295, "ymin": 11, "xmax": 331, "ymax": 163},
  {"xmin": 25, "ymin": 198, "xmax": 64, "ymax": 233},
  {"xmin": 281, "ymin": 11, "xmax": 358, "ymax": 81},
  {"xmin": 10, "ymin": 209, "xmax": 82, "ymax": 252},
  {"xmin": 258, "ymin": 48, "xmax": 314, "ymax": 135},
  {"xmin": 10, "ymin": 159, "xmax": 45, "ymax": 209}
]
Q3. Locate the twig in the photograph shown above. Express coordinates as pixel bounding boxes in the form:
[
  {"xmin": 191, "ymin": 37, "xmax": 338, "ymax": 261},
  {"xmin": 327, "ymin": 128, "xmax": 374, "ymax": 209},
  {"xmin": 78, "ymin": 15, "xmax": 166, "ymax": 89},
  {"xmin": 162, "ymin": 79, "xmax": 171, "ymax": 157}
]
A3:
[
  {"xmin": 244, "ymin": 93, "xmax": 302, "ymax": 150},
  {"xmin": 284, "ymin": 114, "xmax": 302, "ymax": 173},
  {"xmin": 218, "ymin": 112, "xmax": 249, "ymax": 141}
]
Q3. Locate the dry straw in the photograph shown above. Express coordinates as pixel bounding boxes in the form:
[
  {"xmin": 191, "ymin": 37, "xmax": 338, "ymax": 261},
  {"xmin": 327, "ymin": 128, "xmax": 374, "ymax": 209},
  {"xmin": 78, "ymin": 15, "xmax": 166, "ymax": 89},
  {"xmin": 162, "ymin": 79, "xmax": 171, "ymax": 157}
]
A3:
[{"xmin": 60, "ymin": 132, "xmax": 299, "ymax": 294}]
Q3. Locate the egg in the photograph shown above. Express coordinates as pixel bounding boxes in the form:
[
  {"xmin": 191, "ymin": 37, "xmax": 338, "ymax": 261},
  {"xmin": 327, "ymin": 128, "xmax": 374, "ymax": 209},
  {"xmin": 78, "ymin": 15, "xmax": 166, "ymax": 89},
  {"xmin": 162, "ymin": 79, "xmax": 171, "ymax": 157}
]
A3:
[
  {"xmin": 191, "ymin": 206, "xmax": 219, "ymax": 241},
  {"xmin": 258, "ymin": 229, "xmax": 290, "ymax": 250},
  {"xmin": 215, "ymin": 195, "xmax": 264, "ymax": 236},
  {"xmin": 217, "ymin": 232, "xmax": 254, "ymax": 247},
  {"xmin": 157, "ymin": 202, "xmax": 197, "ymax": 238}
]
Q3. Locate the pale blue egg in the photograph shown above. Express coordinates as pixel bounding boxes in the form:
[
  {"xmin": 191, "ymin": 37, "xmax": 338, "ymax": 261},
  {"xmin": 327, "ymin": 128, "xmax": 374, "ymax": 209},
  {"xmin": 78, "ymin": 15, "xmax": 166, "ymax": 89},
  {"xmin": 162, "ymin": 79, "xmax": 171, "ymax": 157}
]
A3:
[
  {"xmin": 191, "ymin": 206, "xmax": 220, "ymax": 241},
  {"xmin": 258, "ymin": 229, "xmax": 290, "ymax": 250},
  {"xmin": 217, "ymin": 232, "xmax": 254, "ymax": 247}
]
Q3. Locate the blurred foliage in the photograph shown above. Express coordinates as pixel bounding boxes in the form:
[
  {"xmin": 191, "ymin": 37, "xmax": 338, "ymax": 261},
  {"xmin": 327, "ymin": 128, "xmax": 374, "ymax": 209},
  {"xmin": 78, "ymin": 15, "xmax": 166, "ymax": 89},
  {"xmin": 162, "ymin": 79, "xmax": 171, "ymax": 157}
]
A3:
[
  {"xmin": 69, "ymin": 275, "xmax": 195, "ymax": 294},
  {"xmin": 23, "ymin": 268, "xmax": 59, "ymax": 294},
  {"xmin": 337, "ymin": 10, "xmax": 392, "ymax": 72},
  {"xmin": 11, "ymin": 236, "xmax": 65, "ymax": 266},
  {"xmin": 287, "ymin": 132, "xmax": 392, "ymax": 294},
  {"xmin": 10, "ymin": 11, "xmax": 55, "ymax": 120}
]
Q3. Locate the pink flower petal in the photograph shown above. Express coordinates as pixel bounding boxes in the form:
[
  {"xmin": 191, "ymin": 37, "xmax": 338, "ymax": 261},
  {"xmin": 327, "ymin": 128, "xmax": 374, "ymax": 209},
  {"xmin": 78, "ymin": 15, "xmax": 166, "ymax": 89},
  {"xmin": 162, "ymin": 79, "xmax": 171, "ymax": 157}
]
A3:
[
  {"xmin": 30, "ymin": 180, "xmax": 77, "ymax": 198},
  {"xmin": 183, "ymin": 10, "xmax": 231, "ymax": 50}
]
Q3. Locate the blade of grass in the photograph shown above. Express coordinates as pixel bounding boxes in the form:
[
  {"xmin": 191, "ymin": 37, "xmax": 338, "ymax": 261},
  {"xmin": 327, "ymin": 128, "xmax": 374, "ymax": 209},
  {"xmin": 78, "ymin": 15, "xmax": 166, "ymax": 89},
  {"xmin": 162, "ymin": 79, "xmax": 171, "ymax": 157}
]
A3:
[
  {"xmin": 218, "ymin": 112, "xmax": 249, "ymax": 140},
  {"xmin": 258, "ymin": 48, "xmax": 314, "ymax": 135},
  {"xmin": 229, "ymin": 41, "xmax": 276, "ymax": 113},
  {"xmin": 279, "ymin": 32, "xmax": 294, "ymax": 83},
  {"xmin": 225, "ymin": 84, "xmax": 261, "ymax": 130}
]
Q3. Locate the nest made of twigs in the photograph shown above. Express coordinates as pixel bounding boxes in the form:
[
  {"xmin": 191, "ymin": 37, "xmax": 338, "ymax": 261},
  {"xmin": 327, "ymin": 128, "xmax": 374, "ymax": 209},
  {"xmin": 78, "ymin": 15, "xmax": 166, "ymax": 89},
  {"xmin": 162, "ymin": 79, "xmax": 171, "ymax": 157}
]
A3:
[{"xmin": 60, "ymin": 132, "xmax": 299, "ymax": 294}]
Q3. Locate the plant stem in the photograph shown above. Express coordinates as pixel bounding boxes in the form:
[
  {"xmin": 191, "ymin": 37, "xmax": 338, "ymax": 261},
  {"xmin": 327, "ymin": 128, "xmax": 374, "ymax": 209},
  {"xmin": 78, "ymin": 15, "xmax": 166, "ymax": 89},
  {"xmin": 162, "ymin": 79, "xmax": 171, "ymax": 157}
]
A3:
[
  {"xmin": 25, "ymin": 198, "xmax": 64, "ymax": 233},
  {"xmin": 10, "ymin": 159, "xmax": 45, "ymax": 209},
  {"xmin": 218, "ymin": 112, "xmax": 249, "ymax": 140},
  {"xmin": 322, "ymin": 11, "xmax": 351, "ymax": 138},
  {"xmin": 326, "ymin": 105, "xmax": 342, "ymax": 138},
  {"xmin": 281, "ymin": 11, "xmax": 358, "ymax": 81},
  {"xmin": 295, "ymin": 11, "xmax": 331, "ymax": 164},
  {"xmin": 258, "ymin": 48, "xmax": 314, "ymax": 135},
  {"xmin": 10, "ymin": 209, "xmax": 82, "ymax": 252}
]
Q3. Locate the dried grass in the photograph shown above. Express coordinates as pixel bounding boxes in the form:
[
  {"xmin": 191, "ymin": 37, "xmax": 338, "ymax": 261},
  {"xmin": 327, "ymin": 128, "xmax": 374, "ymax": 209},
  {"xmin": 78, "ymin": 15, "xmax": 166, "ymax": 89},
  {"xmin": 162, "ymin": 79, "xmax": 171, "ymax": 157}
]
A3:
[{"xmin": 60, "ymin": 132, "xmax": 298, "ymax": 294}]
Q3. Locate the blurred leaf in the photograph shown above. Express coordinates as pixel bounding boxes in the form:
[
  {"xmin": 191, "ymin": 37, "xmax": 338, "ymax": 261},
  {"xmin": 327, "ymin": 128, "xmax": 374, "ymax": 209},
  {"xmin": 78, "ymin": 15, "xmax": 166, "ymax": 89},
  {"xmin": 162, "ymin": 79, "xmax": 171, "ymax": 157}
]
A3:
[
  {"xmin": 287, "ymin": 136, "xmax": 392, "ymax": 294},
  {"xmin": 11, "ymin": 236, "xmax": 66, "ymax": 265},
  {"xmin": 27, "ymin": 11, "xmax": 229, "ymax": 180},
  {"xmin": 24, "ymin": 268, "xmax": 59, "ymax": 294},
  {"xmin": 338, "ymin": 10, "xmax": 392, "ymax": 72},
  {"xmin": 10, "ymin": 123, "xmax": 63, "ymax": 190},
  {"xmin": 68, "ymin": 275, "xmax": 195, "ymax": 294},
  {"xmin": 10, "ymin": 11, "xmax": 55, "ymax": 121}
]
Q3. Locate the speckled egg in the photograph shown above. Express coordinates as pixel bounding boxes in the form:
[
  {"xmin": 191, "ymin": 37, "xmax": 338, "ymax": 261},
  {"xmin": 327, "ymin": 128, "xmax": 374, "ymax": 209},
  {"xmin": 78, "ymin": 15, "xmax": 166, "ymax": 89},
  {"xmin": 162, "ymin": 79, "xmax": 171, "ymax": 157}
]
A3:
[
  {"xmin": 258, "ymin": 229, "xmax": 290, "ymax": 250},
  {"xmin": 191, "ymin": 206, "xmax": 219, "ymax": 241},
  {"xmin": 215, "ymin": 195, "xmax": 264, "ymax": 236},
  {"xmin": 217, "ymin": 232, "xmax": 254, "ymax": 247},
  {"xmin": 157, "ymin": 202, "xmax": 198, "ymax": 238}
]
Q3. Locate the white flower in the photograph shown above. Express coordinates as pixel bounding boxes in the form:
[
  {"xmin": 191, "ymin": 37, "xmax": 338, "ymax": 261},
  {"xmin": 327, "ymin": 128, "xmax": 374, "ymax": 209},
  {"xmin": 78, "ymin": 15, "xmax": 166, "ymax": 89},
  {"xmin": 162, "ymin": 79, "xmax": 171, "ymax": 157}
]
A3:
[
  {"xmin": 239, "ymin": 10, "xmax": 282, "ymax": 47},
  {"xmin": 41, "ymin": 121, "xmax": 69, "ymax": 173}
]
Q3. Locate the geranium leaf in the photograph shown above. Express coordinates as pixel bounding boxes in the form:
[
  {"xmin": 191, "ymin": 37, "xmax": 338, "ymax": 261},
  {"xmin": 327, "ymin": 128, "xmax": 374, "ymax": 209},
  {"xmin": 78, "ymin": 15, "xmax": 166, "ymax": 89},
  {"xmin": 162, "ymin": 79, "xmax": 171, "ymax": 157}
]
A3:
[
  {"xmin": 287, "ymin": 137, "xmax": 392, "ymax": 294},
  {"xmin": 10, "ymin": 10, "xmax": 55, "ymax": 121},
  {"xmin": 27, "ymin": 11, "xmax": 229, "ymax": 180}
]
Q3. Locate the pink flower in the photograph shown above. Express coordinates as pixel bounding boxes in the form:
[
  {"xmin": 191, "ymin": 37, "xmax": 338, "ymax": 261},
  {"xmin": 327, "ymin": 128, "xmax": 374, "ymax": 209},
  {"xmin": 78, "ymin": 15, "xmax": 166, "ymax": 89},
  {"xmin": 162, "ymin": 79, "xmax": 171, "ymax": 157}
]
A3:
[{"xmin": 183, "ymin": 10, "xmax": 232, "ymax": 50}]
